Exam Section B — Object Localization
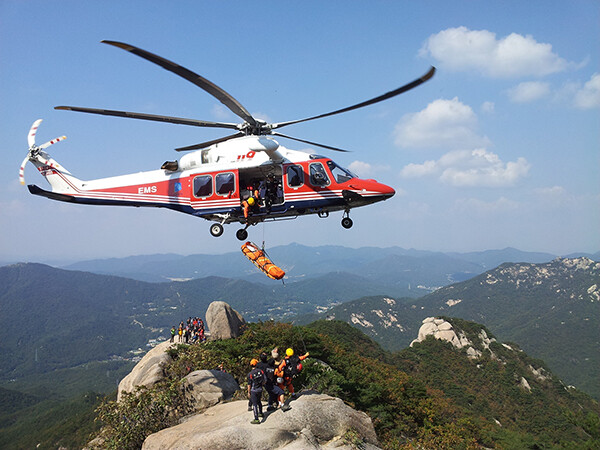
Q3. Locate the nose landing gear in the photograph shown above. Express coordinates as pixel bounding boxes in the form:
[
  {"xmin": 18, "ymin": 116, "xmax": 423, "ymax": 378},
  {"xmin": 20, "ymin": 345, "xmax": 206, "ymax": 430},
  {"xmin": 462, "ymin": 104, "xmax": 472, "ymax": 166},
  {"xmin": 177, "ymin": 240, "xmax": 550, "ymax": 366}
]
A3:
[{"xmin": 341, "ymin": 210, "xmax": 353, "ymax": 229}]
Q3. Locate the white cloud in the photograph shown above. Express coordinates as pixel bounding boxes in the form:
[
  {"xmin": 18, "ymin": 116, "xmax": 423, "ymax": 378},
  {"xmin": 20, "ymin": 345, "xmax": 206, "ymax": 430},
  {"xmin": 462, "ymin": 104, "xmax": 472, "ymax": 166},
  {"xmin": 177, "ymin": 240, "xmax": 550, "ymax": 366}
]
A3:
[
  {"xmin": 401, "ymin": 149, "xmax": 530, "ymax": 188},
  {"xmin": 535, "ymin": 186, "xmax": 566, "ymax": 197},
  {"xmin": 394, "ymin": 97, "xmax": 489, "ymax": 149},
  {"xmin": 507, "ymin": 81, "xmax": 551, "ymax": 103},
  {"xmin": 454, "ymin": 196, "xmax": 520, "ymax": 213},
  {"xmin": 481, "ymin": 101, "xmax": 495, "ymax": 113},
  {"xmin": 573, "ymin": 73, "xmax": 600, "ymax": 109},
  {"xmin": 420, "ymin": 27, "xmax": 569, "ymax": 78},
  {"xmin": 534, "ymin": 186, "xmax": 569, "ymax": 207},
  {"xmin": 347, "ymin": 160, "xmax": 390, "ymax": 178},
  {"xmin": 401, "ymin": 160, "xmax": 437, "ymax": 178}
]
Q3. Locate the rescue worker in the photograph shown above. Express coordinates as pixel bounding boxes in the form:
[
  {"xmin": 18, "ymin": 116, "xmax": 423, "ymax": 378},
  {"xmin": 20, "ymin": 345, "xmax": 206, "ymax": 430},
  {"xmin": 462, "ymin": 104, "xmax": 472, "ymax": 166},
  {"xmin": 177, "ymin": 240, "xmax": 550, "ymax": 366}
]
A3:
[
  {"xmin": 260, "ymin": 174, "xmax": 280, "ymax": 213},
  {"xmin": 242, "ymin": 185, "xmax": 261, "ymax": 221},
  {"xmin": 275, "ymin": 348, "xmax": 310, "ymax": 398},
  {"xmin": 247, "ymin": 358, "xmax": 265, "ymax": 424},
  {"xmin": 256, "ymin": 352, "xmax": 288, "ymax": 412}
]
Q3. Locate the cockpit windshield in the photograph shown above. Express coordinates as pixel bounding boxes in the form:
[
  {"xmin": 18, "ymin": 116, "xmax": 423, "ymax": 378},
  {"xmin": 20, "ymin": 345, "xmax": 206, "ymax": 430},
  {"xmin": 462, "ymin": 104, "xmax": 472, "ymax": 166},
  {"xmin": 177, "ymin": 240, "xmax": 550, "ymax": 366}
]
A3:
[{"xmin": 327, "ymin": 160, "xmax": 357, "ymax": 184}]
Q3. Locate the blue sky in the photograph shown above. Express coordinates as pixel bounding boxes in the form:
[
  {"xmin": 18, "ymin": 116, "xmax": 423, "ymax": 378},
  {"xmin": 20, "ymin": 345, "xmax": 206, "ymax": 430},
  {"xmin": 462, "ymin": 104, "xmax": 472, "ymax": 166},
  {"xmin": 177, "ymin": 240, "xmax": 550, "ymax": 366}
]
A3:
[{"xmin": 1, "ymin": 1, "xmax": 598, "ymax": 262}]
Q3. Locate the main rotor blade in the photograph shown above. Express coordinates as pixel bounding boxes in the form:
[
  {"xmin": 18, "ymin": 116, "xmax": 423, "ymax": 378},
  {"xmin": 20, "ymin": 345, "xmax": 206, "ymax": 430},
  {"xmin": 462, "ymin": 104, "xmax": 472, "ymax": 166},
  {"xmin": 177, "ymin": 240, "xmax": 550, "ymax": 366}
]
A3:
[
  {"xmin": 175, "ymin": 132, "xmax": 245, "ymax": 152},
  {"xmin": 55, "ymin": 106, "xmax": 240, "ymax": 130},
  {"xmin": 271, "ymin": 132, "xmax": 350, "ymax": 152},
  {"xmin": 271, "ymin": 66, "xmax": 436, "ymax": 130},
  {"xmin": 101, "ymin": 40, "xmax": 257, "ymax": 127}
]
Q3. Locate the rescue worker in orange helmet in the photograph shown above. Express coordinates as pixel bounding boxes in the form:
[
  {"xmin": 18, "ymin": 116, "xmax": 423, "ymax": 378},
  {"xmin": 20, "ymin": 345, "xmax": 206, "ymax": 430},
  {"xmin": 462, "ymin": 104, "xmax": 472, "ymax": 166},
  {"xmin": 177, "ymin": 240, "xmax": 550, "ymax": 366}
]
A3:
[
  {"xmin": 275, "ymin": 348, "xmax": 309, "ymax": 398},
  {"xmin": 247, "ymin": 358, "xmax": 265, "ymax": 424}
]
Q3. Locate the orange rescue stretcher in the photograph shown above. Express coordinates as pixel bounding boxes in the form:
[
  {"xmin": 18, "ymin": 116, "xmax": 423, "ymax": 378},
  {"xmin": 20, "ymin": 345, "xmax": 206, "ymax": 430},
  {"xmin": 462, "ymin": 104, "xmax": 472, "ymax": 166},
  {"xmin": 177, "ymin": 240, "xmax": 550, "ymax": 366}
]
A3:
[{"xmin": 241, "ymin": 241, "xmax": 285, "ymax": 280}]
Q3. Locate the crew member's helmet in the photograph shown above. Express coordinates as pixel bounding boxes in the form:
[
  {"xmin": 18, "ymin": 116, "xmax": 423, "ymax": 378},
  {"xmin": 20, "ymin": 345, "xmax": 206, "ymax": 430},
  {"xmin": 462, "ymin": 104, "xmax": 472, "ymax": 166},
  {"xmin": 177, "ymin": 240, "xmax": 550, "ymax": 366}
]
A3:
[
  {"xmin": 248, "ymin": 197, "xmax": 255, "ymax": 206},
  {"xmin": 286, "ymin": 348, "xmax": 294, "ymax": 357},
  {"xmin": 250, "ymin": 358, "xmax": 258, "ymax": 366}
]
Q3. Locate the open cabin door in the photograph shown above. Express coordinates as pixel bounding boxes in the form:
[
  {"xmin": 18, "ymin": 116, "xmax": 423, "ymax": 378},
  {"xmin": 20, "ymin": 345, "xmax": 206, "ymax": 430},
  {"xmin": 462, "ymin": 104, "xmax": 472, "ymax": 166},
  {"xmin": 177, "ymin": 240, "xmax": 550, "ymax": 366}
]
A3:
[{"xmin": 239, "ymin": 165, "xmax": 284, "ymax": 213}]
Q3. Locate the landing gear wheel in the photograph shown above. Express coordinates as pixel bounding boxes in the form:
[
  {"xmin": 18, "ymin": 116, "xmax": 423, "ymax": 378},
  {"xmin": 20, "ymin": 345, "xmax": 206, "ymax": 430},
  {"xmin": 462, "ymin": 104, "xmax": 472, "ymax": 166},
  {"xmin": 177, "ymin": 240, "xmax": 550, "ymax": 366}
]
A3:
[
  {"xmin": 341, "ymin": 217, "xmax": 353, "ymax": 229},
  {"xmin": 210, "ymin": 223, "xmax": 224, "ymax": 237},
  {"xmin": 236, "ymin": 228, "xmax": 249, "ymax": 241}
]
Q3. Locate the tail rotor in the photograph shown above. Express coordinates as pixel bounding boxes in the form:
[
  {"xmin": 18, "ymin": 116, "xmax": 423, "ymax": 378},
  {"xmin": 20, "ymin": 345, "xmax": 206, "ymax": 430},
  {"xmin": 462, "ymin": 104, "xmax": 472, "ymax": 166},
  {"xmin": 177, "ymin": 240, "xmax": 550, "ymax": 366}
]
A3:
[{"xmin": 20, "ymin": 119, "xmax": 66, "ymax": 185}]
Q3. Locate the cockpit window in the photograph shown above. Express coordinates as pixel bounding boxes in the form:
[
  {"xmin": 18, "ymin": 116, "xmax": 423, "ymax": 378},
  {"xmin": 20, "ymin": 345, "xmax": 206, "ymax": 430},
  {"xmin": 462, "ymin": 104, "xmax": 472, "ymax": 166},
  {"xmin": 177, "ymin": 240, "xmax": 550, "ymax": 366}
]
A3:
[
  {"xmin": 287, "ymin": 165, "xmax": 304, "ymax": 188},
  {"xmin": 326, "ymin": 161, "xmax": 356, "ymax": 184},
  {"xmin": 309, "ymin": 162, "xmax": 330, "ymax": 187}
]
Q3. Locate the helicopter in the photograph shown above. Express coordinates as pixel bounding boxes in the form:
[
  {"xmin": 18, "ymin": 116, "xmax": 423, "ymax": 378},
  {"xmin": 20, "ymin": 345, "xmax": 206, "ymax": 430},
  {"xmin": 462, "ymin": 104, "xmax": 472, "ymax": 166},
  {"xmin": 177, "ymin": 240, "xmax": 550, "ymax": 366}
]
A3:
[{"xmin": 20, "ymin": 40, "xmax": 435, "ymax": 241}]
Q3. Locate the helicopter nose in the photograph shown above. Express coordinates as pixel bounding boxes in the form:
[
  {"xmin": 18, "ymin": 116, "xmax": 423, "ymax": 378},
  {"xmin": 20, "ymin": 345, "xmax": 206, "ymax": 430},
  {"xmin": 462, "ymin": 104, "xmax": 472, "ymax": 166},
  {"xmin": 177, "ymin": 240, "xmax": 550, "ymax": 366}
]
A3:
[
  {"xmin": 343, "ymin": 179, "xmax": 395, "ymax": 206},
  {"xmin": 379, "ymin": 182, "xmax": 395, "ymax": 198},
  {"xmin": 366, "ymin": 179, "xmax": 395, "ymax": 198}
]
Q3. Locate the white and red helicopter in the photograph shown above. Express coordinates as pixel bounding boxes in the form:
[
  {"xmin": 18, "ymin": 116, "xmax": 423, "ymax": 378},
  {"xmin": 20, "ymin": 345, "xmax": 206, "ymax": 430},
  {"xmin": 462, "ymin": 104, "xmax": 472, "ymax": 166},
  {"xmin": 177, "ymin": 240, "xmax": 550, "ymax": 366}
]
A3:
[{"xmin": 20, "ymin": 41, "xmax": 435, "ymax": 241}]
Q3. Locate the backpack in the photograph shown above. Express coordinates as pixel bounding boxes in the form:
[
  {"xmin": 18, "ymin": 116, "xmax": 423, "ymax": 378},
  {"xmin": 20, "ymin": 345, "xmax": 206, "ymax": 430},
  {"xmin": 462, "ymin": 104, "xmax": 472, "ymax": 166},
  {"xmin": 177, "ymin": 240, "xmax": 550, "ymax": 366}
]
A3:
[
  {"xmin": 249, "ymin": 367, "xmax": 265, "ymax": 390},
  {"xmin": 283, "ymin": 355, "xmax": 301, "ymax": 377},
  {"xmin": 264, "ymin": 365, "xmax": 276, "ymax": 381},
  {"xmin": 257, "ymin": 362, "xmax": 275, "ymax": 382}
]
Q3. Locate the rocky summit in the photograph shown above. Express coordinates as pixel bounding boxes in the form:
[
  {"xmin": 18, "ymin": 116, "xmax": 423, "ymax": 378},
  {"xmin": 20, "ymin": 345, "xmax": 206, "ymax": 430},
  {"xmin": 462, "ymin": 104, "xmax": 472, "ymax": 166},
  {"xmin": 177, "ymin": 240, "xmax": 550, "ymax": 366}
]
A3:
[
  {"xmin": 97, "ymin": 301, "xmax": 380, "ymax": 449},
  {"xmin": 411, "ymin": 317, "xmax": 496, "ymax": 359},
  {"xmin": 142, "ymin": 393, "xmax": 379, "ymax": 449}
]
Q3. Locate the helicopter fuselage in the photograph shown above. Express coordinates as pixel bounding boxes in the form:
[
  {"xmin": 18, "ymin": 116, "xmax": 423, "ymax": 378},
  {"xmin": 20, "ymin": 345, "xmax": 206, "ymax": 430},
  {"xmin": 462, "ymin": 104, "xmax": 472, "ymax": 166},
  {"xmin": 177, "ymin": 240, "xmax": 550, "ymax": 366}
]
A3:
[{"xmin": 27, "ymin": 135, "xmax": 395, "ymax": 239}]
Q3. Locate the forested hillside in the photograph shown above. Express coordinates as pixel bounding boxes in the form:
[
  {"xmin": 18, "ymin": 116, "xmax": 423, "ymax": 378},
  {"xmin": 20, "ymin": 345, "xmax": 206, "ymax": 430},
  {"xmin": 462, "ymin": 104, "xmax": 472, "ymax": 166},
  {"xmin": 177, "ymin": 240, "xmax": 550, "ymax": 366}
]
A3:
[
  {"xmin": 297, "ymin": 257, "xmax": 600, "ymax": 399},
  {"xmin": 92, "ymin": 320, "xmax": 599, "ymax": 449}
]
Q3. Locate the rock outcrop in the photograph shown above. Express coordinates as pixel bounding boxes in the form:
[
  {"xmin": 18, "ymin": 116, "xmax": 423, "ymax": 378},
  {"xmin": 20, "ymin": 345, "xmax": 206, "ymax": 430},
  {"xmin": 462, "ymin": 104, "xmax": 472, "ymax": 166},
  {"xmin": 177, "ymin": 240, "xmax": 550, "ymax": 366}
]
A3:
[
  {"xmin": 142, "ymin": 392, "xmax": 380, "ymax": 449},
  {"xmin": 410, "ymin": 317, "xmax": 495, "ymax": 360},
  {"xmin": 205, "ymin": 301, "xmax": 246, "ymax": 340},
  {"xmin": 183, "ymin": 369, "xmax": 239, "ymax": 411},
  {"xmin": 117, "ymin": 340, "xmax": 175, "ymax": 401},
  {"xmin": 411, "ymin": 317, "xmax": 552, "ymax": 393},
  {"xmin": 113, "ymin": 302, "xmax": 380, "ymax": 449}
]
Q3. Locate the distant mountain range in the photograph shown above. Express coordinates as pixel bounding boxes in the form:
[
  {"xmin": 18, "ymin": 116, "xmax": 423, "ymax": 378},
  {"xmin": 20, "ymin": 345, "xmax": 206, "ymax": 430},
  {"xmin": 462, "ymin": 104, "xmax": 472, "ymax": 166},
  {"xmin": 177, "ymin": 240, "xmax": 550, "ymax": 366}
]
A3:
[
  {"xmin": 0, "ymin": 261, "xmax": 417, "ymax": 384},
  {"xmin": 59, "ymin": 244, "xmax": 598, "ymax": 293},
  {"xmin": 296, "ymin": 257, "xmax": 600, "ymax": 399}
]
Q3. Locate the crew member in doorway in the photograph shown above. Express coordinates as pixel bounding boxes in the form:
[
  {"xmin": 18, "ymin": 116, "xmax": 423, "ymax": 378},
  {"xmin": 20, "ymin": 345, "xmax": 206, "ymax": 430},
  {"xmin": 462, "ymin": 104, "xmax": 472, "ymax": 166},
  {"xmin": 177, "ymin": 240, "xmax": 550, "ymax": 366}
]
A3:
[
  {"xmin": 242, "ymin": 184, "xmax": 261, "ymax": 221},
  {"xmin": 260, "ymin": 174, "xmax": 280, "ymax": 214}
]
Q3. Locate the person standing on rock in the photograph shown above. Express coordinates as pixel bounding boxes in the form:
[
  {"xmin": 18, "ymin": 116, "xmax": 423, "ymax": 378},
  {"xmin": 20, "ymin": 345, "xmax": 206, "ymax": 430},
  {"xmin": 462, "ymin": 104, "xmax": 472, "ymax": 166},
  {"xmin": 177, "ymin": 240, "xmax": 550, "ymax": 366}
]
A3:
[
  {"xmin": 170, "ymin": 326, "xmax": 176, "ymax": 343},
  {"xmin": 257, "ymin": 352, "xmax": 288, "ymax": 412},
  {"xmin": 247, "ymin": 358, "xmax": 265, "ymax": 424},
  {"xmin": 275, "ymin": 348, "xmax": 309, "ymax": 398}
]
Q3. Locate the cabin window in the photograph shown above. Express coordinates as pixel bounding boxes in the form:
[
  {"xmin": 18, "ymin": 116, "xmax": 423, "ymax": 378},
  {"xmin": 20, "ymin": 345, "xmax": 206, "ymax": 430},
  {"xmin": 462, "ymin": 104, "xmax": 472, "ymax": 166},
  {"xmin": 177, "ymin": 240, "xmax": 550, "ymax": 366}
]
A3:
[
  {"xmin": 193, "ymin": 175, "xmax": 213, "ymax": 198},
  {"xmin": 286, "ymin": 165, "xmax": 304, "ymax": 188},
  {"xmin": 327, "ymin": 160, "xmax": 356, "ymax": 184},
  {"xmin": 309, "ymin": 162, "xmax": 330, "ymax": 187},
  {"xmin": 216, "ymin": 172, "xmax": 236, "ymax": 196}
]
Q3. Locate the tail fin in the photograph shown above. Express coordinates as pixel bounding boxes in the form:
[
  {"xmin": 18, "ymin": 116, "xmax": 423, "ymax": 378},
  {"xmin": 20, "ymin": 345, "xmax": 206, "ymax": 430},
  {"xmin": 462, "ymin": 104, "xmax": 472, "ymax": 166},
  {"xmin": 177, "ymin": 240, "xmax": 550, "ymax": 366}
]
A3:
[{"xmin": 28, "ymin": 149, "xmax": 83, "ymax": 194}]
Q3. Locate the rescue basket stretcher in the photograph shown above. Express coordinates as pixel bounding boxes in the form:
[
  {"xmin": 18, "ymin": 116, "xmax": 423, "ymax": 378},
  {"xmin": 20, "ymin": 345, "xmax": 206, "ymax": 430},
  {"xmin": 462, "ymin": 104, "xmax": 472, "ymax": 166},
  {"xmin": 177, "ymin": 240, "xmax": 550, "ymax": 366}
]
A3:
[{"xmin": 241, "ymin": 241, "xmax": 285, "ymax": 280}]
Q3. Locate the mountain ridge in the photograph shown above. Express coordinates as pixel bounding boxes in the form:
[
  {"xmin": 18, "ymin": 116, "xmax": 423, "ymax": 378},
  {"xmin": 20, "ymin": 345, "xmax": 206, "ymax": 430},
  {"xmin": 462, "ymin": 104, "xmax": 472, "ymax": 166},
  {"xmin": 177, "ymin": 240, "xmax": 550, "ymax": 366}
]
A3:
[
  {"xmin": 297, "ymin": 257, "xmax": 600, "ymax": 398},
  {"xmin": 60, "ymin": 244, "xmax": 598, "ymax": 284}
]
